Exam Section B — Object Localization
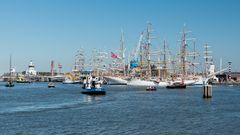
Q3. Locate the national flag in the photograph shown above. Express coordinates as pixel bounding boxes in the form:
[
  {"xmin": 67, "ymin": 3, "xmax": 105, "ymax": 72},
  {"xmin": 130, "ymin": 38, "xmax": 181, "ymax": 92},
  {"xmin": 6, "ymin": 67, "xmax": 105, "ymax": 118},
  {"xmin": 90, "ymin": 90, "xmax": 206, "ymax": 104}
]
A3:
[{"xmin": 111, "ymin": 52, "xmax": 119, "ymax": 59}]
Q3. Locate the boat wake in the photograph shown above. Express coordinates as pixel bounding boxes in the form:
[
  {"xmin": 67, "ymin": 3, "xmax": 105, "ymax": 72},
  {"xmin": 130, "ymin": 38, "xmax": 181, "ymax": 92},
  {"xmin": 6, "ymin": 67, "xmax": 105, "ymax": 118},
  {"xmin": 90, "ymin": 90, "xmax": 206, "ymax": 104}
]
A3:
[{"xmin": 0, "ymin": 101, "xmax": 83, "ymax": 114}]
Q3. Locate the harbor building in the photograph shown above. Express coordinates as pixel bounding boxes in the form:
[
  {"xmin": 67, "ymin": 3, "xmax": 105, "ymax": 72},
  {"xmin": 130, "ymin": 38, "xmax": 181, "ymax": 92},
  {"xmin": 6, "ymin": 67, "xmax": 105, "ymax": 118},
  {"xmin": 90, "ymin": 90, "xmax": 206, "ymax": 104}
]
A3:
[{"xmin": 216, "ymin": 72, "xmax": 240, "ymax": 83}]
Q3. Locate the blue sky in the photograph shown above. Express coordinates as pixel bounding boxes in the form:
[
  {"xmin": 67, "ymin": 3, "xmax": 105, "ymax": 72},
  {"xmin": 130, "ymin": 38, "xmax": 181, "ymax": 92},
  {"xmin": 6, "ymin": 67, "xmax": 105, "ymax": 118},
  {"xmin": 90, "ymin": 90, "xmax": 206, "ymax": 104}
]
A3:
[{"xmin": 0, "ymin": 0, "xmax": 239, "ymax": 73}]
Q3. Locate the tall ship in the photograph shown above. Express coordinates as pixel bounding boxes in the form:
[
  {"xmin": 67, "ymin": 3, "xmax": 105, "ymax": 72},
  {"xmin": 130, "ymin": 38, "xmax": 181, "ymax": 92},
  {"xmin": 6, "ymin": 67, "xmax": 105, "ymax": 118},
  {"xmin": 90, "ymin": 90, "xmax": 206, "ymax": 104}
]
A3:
[
  {"xmin": 165, "ymin": 25, "xmax": 207, "ymax": 88},
  {"xmin": 127, "ymin": 22, "xmax": 163, "ymax": 86},
  {"xmin": 63, "ymin": 48, "xmax": 85, "ymax": 84},
  {"xmin": 104, "ymin": 30, "xmax": 128, "ymax": 85}
]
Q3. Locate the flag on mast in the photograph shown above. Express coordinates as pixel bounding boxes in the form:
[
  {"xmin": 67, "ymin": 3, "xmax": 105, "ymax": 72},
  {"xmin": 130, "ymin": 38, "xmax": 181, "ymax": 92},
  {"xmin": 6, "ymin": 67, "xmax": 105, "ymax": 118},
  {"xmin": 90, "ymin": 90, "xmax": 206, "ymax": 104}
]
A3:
[{"xmin": 111, "ymin": 52, "xmax": 119, "ymax": 59}]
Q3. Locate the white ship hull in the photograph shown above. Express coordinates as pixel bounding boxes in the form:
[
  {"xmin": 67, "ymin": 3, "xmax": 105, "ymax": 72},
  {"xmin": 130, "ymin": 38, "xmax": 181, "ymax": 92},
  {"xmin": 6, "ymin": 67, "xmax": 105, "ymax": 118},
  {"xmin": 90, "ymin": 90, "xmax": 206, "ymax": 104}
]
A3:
[
  {"xmin": 158, "ymin": 81, "xmax": 168, "ymax": 87},
  {"xmin": 194, "ymin": 79, "xmax": 204, "ymax": 85},
  {"xmin": 183, "ymin": 80, "xmax": 197, "ymax": 85},
  {"xmin": 172, "ymin": 78, "xmax": 198, "ymax": 86},
  {"xmin": 127, "ymin": 79, "xmax": 157, "ymax": 86},
  {"xmin": 104, "ymin": 76, "xmax": 128, "ymax": 85}
]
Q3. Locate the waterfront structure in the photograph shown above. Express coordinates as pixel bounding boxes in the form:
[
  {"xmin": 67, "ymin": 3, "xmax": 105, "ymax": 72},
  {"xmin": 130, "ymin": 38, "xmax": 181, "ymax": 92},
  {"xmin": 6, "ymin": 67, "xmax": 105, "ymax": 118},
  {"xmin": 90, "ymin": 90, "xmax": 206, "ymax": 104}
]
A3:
[
  {"xmin": 26, "ymin": 60, "xmax": 37, "ymax": 76},
  {"xmin": 216, "ymin": 72, "xmax": 240, "ymax": 83}
]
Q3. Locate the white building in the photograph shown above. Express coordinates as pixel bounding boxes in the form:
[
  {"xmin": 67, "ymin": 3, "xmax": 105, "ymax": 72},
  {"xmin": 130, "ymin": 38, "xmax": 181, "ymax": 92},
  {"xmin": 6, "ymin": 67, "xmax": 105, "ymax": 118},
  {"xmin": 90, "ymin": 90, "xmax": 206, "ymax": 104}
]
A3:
[{"xmin": 26, "ymin": 60, "xmax": 37, "ymax": 76}]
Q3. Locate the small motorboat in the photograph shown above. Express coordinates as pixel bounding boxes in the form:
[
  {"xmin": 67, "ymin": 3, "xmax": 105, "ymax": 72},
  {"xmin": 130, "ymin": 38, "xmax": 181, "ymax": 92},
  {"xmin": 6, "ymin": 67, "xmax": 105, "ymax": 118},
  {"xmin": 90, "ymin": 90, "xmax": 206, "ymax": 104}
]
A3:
[
  {"xmin": 48, "ymin": 82, "xmax": 55, "ymax": 88},
  {"xmin": 5, "ymin": 81, "xmax": 14, "ymax": 87},
  {"xmin": 81, "ymin": 76, "xmax": 106, "ymax": 95},
  {"xmin": 146, "ymin": 86, "xmax": 157, "ymax": 91},
  {"xmin": 166, "ymin": 82, "xmax": 186, "ymax": 89}
]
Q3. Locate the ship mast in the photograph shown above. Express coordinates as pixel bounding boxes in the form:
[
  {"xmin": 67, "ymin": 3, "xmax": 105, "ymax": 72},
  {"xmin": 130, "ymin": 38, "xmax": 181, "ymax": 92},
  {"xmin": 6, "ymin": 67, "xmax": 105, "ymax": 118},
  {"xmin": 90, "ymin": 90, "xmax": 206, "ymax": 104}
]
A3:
[
  {"xmin": 92, "ymin": 48, "xmax": 97, "ymax": 76},
  {"xmin": 167, "ymin": 45, "xmax": 171, "ymax": 80},
  {"xmin": 146, "ymin": 22, "xmax": 153, "ymax": 80},
  {"xmin": 157, "ymin": 47, "xmax": 161, "ymax": 80},
  {"xmin": 171, "ymin": 56, "xmax": 176, "ymax": 80},
  {"xmin": 188, "ymin": 41, "xmax": 199, "ymax": 77},
  {"xmin": 139, "ymin": 34, "xmax": 144, "ymax": 79},
  {"xmin": 9, "ymin": 55, "xmax": 12, "ymax": 83},
  {"xmin": 179, "ymin": 25, "xmax": 192, "ymax": 81},
  {"xmin": 78, "ymin": 48, "xmax": 85, "ymax": 72},
  {"xmin": 179, "ymin": 28, "xmax": 187, "ymax": 80},
  {"xmin": 192, "ymin": 41, "xmax": 197, "ymax": 76},
  {"xmin": 193, "ymin": 41, "xmax": 200, "ymax": 76},
  {"xmin": 163, "ymin": 40, "xmax": 167, "ymax": 80},
  {"xmin": 204, "ymin": 43, "xmax": 213, "ymax": 77},
  {"xmin": 92, "ymin": 48, "xmax": 107, "ymax": 77},
  {"xmin": 120, "ymin": 29, "xmax": 126, "ymax": 76}
]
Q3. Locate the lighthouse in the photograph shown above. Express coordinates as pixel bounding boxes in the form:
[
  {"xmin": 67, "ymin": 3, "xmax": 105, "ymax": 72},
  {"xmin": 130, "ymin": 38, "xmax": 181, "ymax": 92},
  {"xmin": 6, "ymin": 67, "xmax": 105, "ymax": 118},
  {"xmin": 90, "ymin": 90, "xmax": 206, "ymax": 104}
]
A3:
[{"xmin": 26, "ymin": 60, "xmax": 37, "ymax": 76}]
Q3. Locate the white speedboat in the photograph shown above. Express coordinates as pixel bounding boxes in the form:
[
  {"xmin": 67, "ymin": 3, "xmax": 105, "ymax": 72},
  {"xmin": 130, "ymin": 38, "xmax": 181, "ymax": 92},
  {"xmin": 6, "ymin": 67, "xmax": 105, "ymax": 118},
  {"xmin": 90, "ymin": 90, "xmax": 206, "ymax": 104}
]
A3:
[
  {"xmin": 104, "ymin": 76, "xmax": 128, "ymax": 85},
  {"xmin": 127, "ymin": 78, "xmax": 157, "ymax": 86}
]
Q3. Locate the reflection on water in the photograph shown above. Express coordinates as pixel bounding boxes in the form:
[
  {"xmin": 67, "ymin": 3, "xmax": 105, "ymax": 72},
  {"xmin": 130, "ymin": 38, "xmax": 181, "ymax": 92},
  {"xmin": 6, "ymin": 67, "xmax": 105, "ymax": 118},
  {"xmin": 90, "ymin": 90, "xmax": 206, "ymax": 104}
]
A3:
[{"xmin": 83, "ymin": 95, "xmax": 104, "ymax": 103}]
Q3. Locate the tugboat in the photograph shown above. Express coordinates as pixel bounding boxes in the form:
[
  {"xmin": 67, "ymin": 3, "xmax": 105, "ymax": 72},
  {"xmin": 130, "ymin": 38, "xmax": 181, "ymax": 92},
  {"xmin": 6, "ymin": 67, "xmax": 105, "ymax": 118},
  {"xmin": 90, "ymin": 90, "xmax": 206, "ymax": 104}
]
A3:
[
  {"xmin": 166, "ymin": 82, "xmax": 186, "ymax": 89},
  {"xmin": 81, "ymin": 76, "xmax": 106, "ymax": 95},
  {"xmin": 146, "ymin": 86, "xmax": 157, "ymax": 91}
]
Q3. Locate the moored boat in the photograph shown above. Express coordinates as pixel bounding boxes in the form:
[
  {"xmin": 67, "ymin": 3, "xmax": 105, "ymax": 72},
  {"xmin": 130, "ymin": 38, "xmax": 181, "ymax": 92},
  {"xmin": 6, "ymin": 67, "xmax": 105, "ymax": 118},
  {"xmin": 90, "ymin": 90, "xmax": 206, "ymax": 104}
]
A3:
[
  {"xmin": 166, "ymin": 82, "xmax": 186, "ymax": 89},
  {"xmin": 16, "ymin": 77, "xmax": 31, "ymax": 83},
  {"xmin": 63, "ymin": 78, "xmax": 80, "ymax": 84}
]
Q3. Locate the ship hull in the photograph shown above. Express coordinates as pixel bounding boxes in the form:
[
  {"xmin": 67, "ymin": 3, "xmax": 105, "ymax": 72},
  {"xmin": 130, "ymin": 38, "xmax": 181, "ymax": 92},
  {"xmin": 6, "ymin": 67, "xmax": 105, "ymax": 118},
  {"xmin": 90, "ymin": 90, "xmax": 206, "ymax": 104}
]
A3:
[
  {"xmin": 104, "ymin": 76, "xmax": 128, "ymax": 85},
  {"xmin": 127, "ymin": 79, "xmax": 157, "ymax": 86}
]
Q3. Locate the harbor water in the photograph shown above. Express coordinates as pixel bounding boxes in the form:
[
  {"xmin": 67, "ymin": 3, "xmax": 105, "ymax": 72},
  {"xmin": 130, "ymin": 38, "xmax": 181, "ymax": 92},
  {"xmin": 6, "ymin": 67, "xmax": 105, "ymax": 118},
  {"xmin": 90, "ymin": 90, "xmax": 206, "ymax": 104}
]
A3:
[{"xmin": 0, "ymin": 82, "xmax": 240, "ymax": 134}]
